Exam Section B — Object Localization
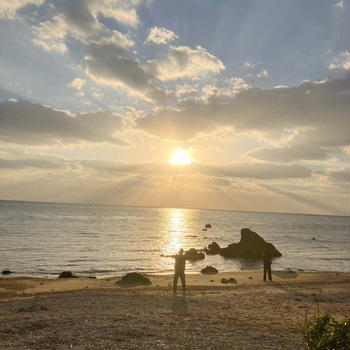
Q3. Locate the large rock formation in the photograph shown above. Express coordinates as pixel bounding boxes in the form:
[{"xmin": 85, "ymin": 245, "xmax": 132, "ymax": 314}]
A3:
[
  {"xmin": 205, "ymin": 228, "xmax": 282, "ymax": 259},
  {"xmin": 204, "ymin": 242, "xmax": 221, "ymax": 255}
]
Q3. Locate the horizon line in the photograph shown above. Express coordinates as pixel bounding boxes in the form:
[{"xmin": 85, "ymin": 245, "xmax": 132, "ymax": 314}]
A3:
[{"xmin": 0, "ymin": 198, "xmax": 348, "ymax": 218}]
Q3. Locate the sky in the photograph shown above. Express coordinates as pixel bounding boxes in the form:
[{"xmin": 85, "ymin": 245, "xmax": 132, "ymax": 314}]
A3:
[{"xmin": 0, "ymin": 0, "xmax": 349, "ymax": 215}]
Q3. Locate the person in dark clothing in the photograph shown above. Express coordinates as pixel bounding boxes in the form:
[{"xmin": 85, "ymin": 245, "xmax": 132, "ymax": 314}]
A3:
[
  {"xmin": 161, "ymin": 248, "xmax": 186, "ymax": 294},
  {"xmin": 262, "ymin": 250, "xmax": 272, "ymax": 281}
]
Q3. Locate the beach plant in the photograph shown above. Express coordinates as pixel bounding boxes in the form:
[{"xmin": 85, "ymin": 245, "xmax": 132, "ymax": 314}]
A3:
[{"xmin": 303, "ymin": 313, "xmax": 350, "ymax": 350}]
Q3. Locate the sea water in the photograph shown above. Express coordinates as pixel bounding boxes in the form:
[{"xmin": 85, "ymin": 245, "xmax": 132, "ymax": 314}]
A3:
[{"xmin": 0, "ymin": 200, "xmax": 349, "ymax": 277}]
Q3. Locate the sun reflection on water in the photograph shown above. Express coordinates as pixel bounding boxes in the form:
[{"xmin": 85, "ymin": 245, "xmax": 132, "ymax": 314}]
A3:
[{"xmin": 164, "ymin": 208, "xmax": 189, "ymax": 254}]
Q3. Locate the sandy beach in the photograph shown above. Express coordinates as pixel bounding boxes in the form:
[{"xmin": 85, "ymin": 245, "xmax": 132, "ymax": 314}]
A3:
[{"xmin": 0, "ymin": 271, "xmax": 349, "ymax": 350}]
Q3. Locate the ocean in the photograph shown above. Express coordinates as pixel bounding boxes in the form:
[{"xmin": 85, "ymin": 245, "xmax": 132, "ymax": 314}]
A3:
[{"xmin": 0, "ymin": 200, "xmax": 349, "ymax": 277}]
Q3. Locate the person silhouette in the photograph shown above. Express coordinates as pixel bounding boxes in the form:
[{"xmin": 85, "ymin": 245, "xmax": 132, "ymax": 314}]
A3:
[
  {"xmin": 262, "ymin": 250, "xmax": 272, "ymax": 281},
  {"xmin": 161, "ymin": 248, "xmax": 186, "ymax": 294}
]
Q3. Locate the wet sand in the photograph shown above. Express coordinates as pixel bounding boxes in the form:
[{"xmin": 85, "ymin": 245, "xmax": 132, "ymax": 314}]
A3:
[{"xmin": 0, "ymin": 271, "xmax": 349, "ymax": 349}]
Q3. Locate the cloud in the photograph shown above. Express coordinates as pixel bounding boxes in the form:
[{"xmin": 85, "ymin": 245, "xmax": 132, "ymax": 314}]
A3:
[
  {"xmin": 31, "ymin": 0, "xmax": 140, "ymax": 53},
  {"xmin": 0, "ymin": 157, "xmax": 67, "ymax": 170},
  {"xmin": 327, "ymin": 168, "xmax": 350, "ymax": 183},
  {"xmin": 89, "ymin": 0, "xmax": 140, "ymax": 27},
  {"xmin": 256, "ymin": 69, "xmax": 269, "ymax": 80},
  {"xmin": 84, "ymin": 37, "xmax": 170, "ymax": 103},
  {"xmin": 333, "ymin": 1, "xmax": 344, "ymax": 9},
  {"xmin": 247, "ymin": 144, "xmax": 331, "ymax": 163},
  {"xmin": 137, "ymin": 76, "xmax": 349, "ymax": 145},
  {"xmin": 0, "ymin": 100, "xmax": 129, "ymax": 145},
  {"xmin": 329, "ymin": 51, "xmax": 350, "ymax": 71},
  {"xmin": 0, "ymin": 0, "xmax": 44, "ymax": 19},
  {"xmin": 149, "ymin": 45, "xmax": 225, "ymax": 81},
  {"xmin": 175, "ymin": 83, "xmax": 198, "ymax": 97},
  {"xmin": 67, "ymin": 78, "xmax": 87, "ymax": 91},
  {"xmin": 145, "ymin": 27, "xmax": 178, "ymax": 45},
  {"xmin": 202, "ymin": 77, "xmax": 250, "ymax": 102},
  {"xmin": 81, "ymin": 159, "xmax": 311, "ymax": 180}
]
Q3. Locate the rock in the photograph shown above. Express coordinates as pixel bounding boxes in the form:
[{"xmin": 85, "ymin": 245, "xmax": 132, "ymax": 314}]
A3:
[
  {"xmin": 201, "ymin": 266, "xmax": 218, "ymax": 274},
  {"xmin": 202, "ymin": 228, "xmax": 207, "ymax": 231},
  {"xmin": 219, "ymin": 228, "xmax": 282, "ymax": 259},
  {"xmin": 205, "ymin": 224, "xmax": 212, "ymax": 228},
  {"xmin": 221, "ymin": 277, "xmax": 237, "ymax": 284},
  {"xmin": 116, "ymin": 272, "xmax": 151, "ymax": 287},
  {"xmin": 312, "ymin": 237, "xmax": 316, "ymax": 240},
  {"xmin": 184, "ymin": 248, "xmax": 205, "ymax": 261},
  {"xmin": 2, "ymin": 270, "xmax": 12, "ymax": 275},
  {"xmin": 204, "ymin": 241, "xmax": 221, "ymax": 255},
  {"xmin": 228, "ymin": 277, "xmax": 237, "ymax": 284},
  {"xmin": 58, "ymin": 271, "xmax": 76, "ymax": 278}
]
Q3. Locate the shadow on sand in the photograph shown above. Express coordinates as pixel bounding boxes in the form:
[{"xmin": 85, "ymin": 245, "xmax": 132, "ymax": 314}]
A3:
[
  {"xmin": 272, "ymin": 271, "xmax": 299, "ymax": 279},
  {"xmin": 172, "ymin": 295, "xmax": 188, "ymax": 314}
]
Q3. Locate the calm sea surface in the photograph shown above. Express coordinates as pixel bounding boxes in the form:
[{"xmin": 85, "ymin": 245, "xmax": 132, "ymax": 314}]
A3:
[{"xmin": 0, "ymin": 200, "xmax": 349, "ymax": 277}]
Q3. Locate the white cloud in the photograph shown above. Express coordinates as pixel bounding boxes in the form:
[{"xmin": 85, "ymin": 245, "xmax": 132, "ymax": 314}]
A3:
[
  {"xmin": 202, "ymin": 77, "xmax": 250, "ymax": 102},
  {"xmin": 150, "ymin": 45, "xmax": 225, "ymax": 81},
  {"xmin": 333, "ymin": 1, "xmax": 344, "ymax": 9},
  {"xmin": 67, "ymin": 78, "xmax": 86, "ymax": 91},
  {"xmin": 175, "ymin": 83, "xmax": 198, "ymax": 97},
  {"xmin": 31, "ymin": 0, "xmax": 139, "ymax": 53},
  {"xmin": 329, "ymin": 51, "xmax": 350, "ymax": 71},
  {"xmin": 0, "ymin": 0, "xmax": 44, "ymax": 19},
  {"xmin": 89, "ymin": 0, "xmax": 140, "ymax": 27},
  {"xmin": 244, "ymin": 61, "xmax": 257, "ymax": 69},
  {"xmin": 256, "ymin": 69, "xmax": 269, "ymax": 80},
  {"xmin": 32, "ymin": 15, "xmax": 69, "ymax": 54},
  {"xmin": 145, "ymin": 27, "xmax": 178, "ymax": 45}
]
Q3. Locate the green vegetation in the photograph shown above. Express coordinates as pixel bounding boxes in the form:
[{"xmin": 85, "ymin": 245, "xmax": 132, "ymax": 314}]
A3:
[{"xmin": 304, "ymin": 314, "xmax": 350, "ymax": 350}]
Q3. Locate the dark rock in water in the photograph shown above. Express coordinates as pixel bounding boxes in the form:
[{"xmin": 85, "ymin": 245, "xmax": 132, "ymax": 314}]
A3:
[
  {"xmin": 219, "ymin": 228, "xmax": 282, "ymax": 259},
  {"xmin": 201, "ymin": 266, "xmax": 218, "ymax": 274},
  {"xmin": 205, "ymin": 241, "xmax": 221, "ymax": 255},
  {"xmin": 312, "ymin": 237, "xmax": 316, "ymax": 240},
  {"xmin": 2, "ymin": 270, "xmax": 12, "ymax": 275},
  {"xmin": 184, "ymin": 248, "xmax": 205, "ymax": 261},
  {"xmin": 116, "ymin": 272, "xmax": 151, "ymax": 287},
  {"xmin": 205, "ymin": 224, "xmax": 212, "ymax": 228},
  {"xmin": 58, "ymin": 271, "xmax": 76, "ymax": 278},
  {"xmin": 221, "ymin": 277, "xmax": 237, "ymax": 284}
]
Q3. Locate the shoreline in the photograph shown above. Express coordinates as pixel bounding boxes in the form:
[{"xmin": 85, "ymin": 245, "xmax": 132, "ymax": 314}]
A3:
[
  {"xmin": 1, "ymin": 267, "xmax": 348, "ymax": 280},
  {"xmin": 1, "ymin": 270, "xmax": 348, "ymax": 300}
]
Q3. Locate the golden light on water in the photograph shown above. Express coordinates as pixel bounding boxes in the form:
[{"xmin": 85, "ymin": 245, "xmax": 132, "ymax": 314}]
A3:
[
  {"xmin": 170, "ymin": 148, "xmax": 193, "ymax": 165},
  {"xmin": 165, "ymin": 208, "xmax": 188, "ymax": 253}
]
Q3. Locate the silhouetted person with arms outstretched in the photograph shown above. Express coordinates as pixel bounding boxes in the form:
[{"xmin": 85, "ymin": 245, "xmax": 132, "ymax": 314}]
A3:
[
  {"xmin": 161, "ymin": 248, "xmax": 186, "ymax": 294},
  {"xmin": 262, "ymin": 250, "xmax": 272, "ymax": 281}
]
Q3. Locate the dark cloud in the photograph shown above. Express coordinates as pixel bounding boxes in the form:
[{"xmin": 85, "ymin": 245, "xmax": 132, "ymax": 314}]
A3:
[
  {"xmin": 85, "ymin": 40, "xmax": 171, "ymax": 103},
  {"xmin": 247, "ymin": 144, "xmax": 331, "ymax": 162},
  {"xmin": 0, "ymin": 100, "xmax": 129, "ymax": 145},
  {"xmin": 137, "ymin": 76, "xmax": 350, "ymax": 146},
  {"xmin": 327, "ymin": 168, "xmax": 350, "ymax": 183},
  {"xmin": 81, "ymin": 159, "xmax": 311, "ymax": 179}
]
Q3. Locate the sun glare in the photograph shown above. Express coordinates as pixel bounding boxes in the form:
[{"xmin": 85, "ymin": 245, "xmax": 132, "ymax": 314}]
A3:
[{"xmin": 170, "ymin": 148, "xmax": 193, "ymax": 165}]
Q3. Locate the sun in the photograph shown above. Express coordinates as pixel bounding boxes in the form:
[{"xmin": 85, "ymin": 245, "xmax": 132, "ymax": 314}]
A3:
[{"xmin": 170, "ymin": 148, "xmax": 193, "ymax": 165}]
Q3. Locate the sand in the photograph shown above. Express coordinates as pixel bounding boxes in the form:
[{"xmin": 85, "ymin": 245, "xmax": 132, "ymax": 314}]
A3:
[{"xmin": 0, "ymin": 271, "xmax": 349, "ymax": 350}]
